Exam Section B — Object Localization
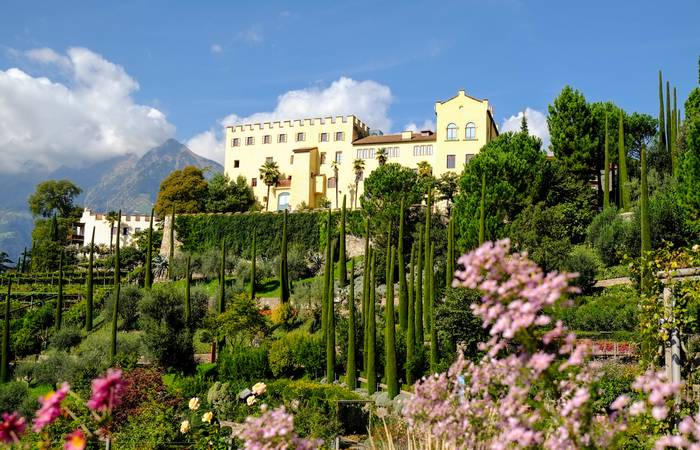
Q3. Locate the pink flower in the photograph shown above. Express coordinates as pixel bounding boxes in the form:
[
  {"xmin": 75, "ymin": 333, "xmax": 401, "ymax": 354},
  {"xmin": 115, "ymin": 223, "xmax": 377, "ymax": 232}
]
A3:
[
  {"xmin": 610, "ymin": 395, "xmax": 630, "ymax": 411},
  {"xmin": 528, "ymin": 352, "xmax": 554, "ymax": 373},
  {"xmin": 237, "ymin": 406, "xmax": 322, "ymax": 449},
  {"xmin": 87, "ymin": 368, "xmax": 125, "ymax": 413},
  {"xmin": 629, "ymin": 401, "xmax": 646, "ymax": 416},
  {"xmin": 33, "ymin": 382, "xmax": 70, "ymax": 432},
  {"xmin": 0, "ymin": 411, "xmax": 26, "ymax": 444},
  {"xmin": 64, "ymin": 429, "xmax": 87, "ymax": 450},
  {"xmin": 652, "ymin": 406, "xmax": 669, "ymax": 421}
]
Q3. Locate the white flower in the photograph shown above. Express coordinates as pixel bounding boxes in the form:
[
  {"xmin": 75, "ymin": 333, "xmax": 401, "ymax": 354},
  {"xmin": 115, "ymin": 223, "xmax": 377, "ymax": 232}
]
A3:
[
  {"xmin": 693, "ymin": 244, "xmax": 700, "ymax": 252},
  {"xmin": 180, "ymin": 420, "xmax": 190, "ymax": 434},
  {"xmin": 252, "ymin": 382, "xmax": 267, "ymax": 396},
  {"xmin": 202, "ymin": 411, "xmax": 213, "ymax": 423},
  {"xmin": 247, "ymin": 395, "xmax": 257, "ymax": 406},
  {"xmin": 188, "ymin": 397, "xmax": 200, "ymax": 411}
]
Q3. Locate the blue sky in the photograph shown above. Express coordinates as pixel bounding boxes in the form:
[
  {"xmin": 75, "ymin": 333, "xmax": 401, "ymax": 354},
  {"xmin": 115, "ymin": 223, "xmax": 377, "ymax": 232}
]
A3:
[{"xmin": 1, "ymin": 0, "xmax": 698, "ymax": 169}]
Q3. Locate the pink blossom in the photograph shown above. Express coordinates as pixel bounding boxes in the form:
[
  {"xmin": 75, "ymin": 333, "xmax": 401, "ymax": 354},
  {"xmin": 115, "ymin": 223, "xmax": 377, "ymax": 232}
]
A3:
[
  {"xmin": 610, "ymin": 395, "xmax": 630, "ymax": 410},
  {"xmin": 64, "ymin": 428, "xmax": 87, "ymax": 450},
  {"xmin": 0, "ymin": 411, "xmax": 26, "ymax": 444},
  {"xmin": 87, "ymin": 368, "xmax": 125, "ymax": 413},
  {"xmin": 653, "ymin": 406, "xmax": 669, "ymax": 421},
  {"xmin": 629, "ymin": 401, "xmax": 646, "ymax": 416},
  {"xmin": 33, "ymin": 382, "xmax": 70, "ymax": 432},
  {"xmin": 237, "ymin": 406, "xmax": 322, "ymax": 449}
]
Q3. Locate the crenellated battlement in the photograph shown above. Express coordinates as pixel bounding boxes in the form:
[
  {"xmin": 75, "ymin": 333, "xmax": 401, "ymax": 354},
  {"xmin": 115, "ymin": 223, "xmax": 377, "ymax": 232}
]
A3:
[{"xmin": 227, "ymin": 115, "xmax": 369, "ymax": 133}]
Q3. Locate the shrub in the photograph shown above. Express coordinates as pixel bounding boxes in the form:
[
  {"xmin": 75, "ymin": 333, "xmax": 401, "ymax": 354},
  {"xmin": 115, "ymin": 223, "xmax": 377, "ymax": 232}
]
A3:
[
  {"xmin": 562, "ymin": 245, "xmax": 599, "ymax": 293},
  {"xmin": 267, "ymin": 330, "xmax": 324, "ymax": 378},
  {"xmin": 112, "ymin": 401, "xmax": 179, "ymax": 449},
  {"xmin": 104, "ymin": 285, "xmax": 142, "ymax": 330},
  {"xmin": 112, "ymin": 368, "xmax": 181, "ymax": 427},
  {"xmin": 591, "ymin": 362, "xmax": 642, "ymax": 414},
  {"xmin": 587, "ymin": 207, "xmax": 634, "ymax": 266},
  {"xmin": 0, "ymin": 382, "xmax": 28, "ymax": 413},
  {"xmin": 557, "ymin": 285, "xmax": 638, "ymax": 332},
  {"xmin": 49, "ymin": 327, "xmax": 83, "ymax": 350},
  {"xmin": 219, "ymin": 345, "xmax": 270, "ymax": 382},
  {"xmin": 12, "ymin": 301, "xmax": 54, "ymax": 357},
  {"xmin": 435, "ymin": 287, "xmax": 486, "ymax": 363}
]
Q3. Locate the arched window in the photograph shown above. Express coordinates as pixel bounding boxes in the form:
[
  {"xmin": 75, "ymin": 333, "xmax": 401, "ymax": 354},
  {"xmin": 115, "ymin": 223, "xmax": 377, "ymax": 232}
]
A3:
[
  {"xmin": 277, "ymin": 192, "xmax": 290, "ymax": 211},
  {"xmin": 446, "ymin": 123, "xmax": 458, "ymax": 141},
  {"xmin": 465, "ymin": 122, "xmax": 476, "ymax": 140}
]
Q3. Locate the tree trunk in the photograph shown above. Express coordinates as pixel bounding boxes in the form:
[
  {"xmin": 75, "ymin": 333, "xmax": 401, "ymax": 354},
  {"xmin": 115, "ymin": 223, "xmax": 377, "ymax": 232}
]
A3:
[{"xmin": 266, "ymin": 185, "xmax": 271, "ymax": 211}]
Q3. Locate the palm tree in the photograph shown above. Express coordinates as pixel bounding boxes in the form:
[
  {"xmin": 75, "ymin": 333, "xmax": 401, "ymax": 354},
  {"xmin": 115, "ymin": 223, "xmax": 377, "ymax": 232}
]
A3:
[
  {"xmin": 330, "ymin": 160, "xmax": 340, "ymax": 208},
  {"xmin": 0, "ymin": 252, "xmax": 12, "ymax": 273},
  {"xmin": 352, "ymin": 158, "xmax": 365, "ymax": 209},
  {"xmin": 376, "ymin": 148, "xmax": 387, "ymax": 166},
  {"xmin": 417, "ymin": 161, "xmax": 435, "ymax": 199},
  {"xmin": 105, "ymin": 211, "xmax": 119, "ymax": 251},
  {"xmin": 259, "ymin": 160, "xmax": 281, "ymax": 212}
]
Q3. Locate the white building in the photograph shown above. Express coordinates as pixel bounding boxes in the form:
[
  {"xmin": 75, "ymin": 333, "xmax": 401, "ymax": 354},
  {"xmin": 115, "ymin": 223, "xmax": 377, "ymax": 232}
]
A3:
[{"xmin": 77, "ymin": 209, "xmax": 158, "ymax": 248}]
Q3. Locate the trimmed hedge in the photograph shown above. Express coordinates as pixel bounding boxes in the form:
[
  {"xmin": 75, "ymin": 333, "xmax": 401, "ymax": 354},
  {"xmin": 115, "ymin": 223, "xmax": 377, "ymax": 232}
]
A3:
[{"xmin": 175, "ymin": 210, "xmax": 365, "ymax": 258}]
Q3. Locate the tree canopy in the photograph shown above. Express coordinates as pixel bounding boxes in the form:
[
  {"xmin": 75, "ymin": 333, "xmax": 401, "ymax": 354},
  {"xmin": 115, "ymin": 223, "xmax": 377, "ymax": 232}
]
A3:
[
  {"xmin": 28, "ymin": 179, "xmax": 82, "ymax": 218},
  {"xmin": 205, "ymin": 173, "xmax": 256, "ymax": 213},
  {"xmin": 154, "ymin": 166, "xmax": 208, "ymax": 216}
]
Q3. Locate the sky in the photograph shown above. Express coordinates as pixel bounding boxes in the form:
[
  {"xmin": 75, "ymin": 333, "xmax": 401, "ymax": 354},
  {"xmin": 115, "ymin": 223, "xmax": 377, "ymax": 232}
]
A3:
[{"xmin": 0, "ymin": 0, "xmax": 698, "ymax": 171}]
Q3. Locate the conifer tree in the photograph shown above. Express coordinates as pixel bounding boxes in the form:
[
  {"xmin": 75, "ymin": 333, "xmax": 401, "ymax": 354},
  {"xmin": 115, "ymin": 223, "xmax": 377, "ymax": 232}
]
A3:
[
  {"xmin": 218, "ymin": 238, "xmax": 226, "ymax": 314},
  {"xmin": 114, "ymin": 210, "xmax": 121, "ymax": 287},
  {"xmin": 397, "ymin": 199, "xmax": 408, "ymax": 331},
  {"xmin": 249, "ymin": 231, "xmax": 256, "ymax": 300},
  {"xmin": 385, "ymin": 246, "xmax": 399, "ymax": 399},
  {"xmin": 363, "ymin": 246, "xmax": 372, "ymax": 371},
  {"xmin": 326, "ymin": 243, "xmax": 335, "ymax": 383},
  {"xmin": 280, "ymin": 210, "xmax": 290, "ymax": 303},
  {"xmin": 110, "ymin": 211, "xmax": 121, "ymax": 364},
  {"xmin": 618, "ymin": 111, "xmax": 630, "ymax": 210},
  {"xmin": 86, "ymin": 228, "xmax": 95, "ymax": 331},
  {"xmin": 338, "ymin": 196, "xmax": 347, "ymax": 286},
  {"xmin": 603, "ymin": 115, "xmax": 610, "ymax": 209},
  {"xmin": 361, "ymin": 218, "xmax": 370, "ymax": 347},
  {"xmin": 185, "ymin": 255, "xmax": 192, "ymax": 324},
  {"xmin": 406, "ymin": 243, "xmax": 416, "ymax": 385},
  {"xmin": 346, "ymin": 259, "xmax": 357, "ymax": 389},
  {"xmin": 672, "ymin": 87, "xmax": 678, "ymax": 177},
  {"xmin": 322, "ymin": 210, "xmax": 332, "ymax": 337},
  {"xmin": 659, "ymin": 70, "xmax": 666, "ymax": 151},
  {"xmin": 641, "ymin": 144, "xmax": 651, "ymax": 290},
  {"xmin": 423, "ymin": 195, "xmax": 432, "ymax": 332},
  {"xmin": 56, "ymin": 251, "xmax": 64, "ymax": 331},
  {"xmin": 145, "ymin": 208, "xmax": 154, "ymax": 288},
  {"xmin": 479, "ymin": 172, "xmax": 486, "ymax": 244},
  {"xmin": 2, "ymin": 278, "xmax": 12, "ymax": 382},
  {"xmin": 445, "ymin": 215, "xmax": 455, "ymax": 289},
  {"xmin": 666, "ymin": 81, "xmax": 672, "ymax": 155},
  {"xmin": 366, "ymin": 252, "xmax": 377, "ymax": 395},
  {"xmin": 415, "ymin": 224, "xmax": 424, "ymax": 346},
  {"xmin": 429, "ymin": 242, "xmax": 438, "ymax": 373},
  {"xmin": 168, "ymin": 207, "xmax": 175, "ymax": 280}
]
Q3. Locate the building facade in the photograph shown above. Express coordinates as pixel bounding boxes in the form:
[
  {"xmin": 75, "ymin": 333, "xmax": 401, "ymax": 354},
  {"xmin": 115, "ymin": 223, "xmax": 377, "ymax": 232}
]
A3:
[
  {"xmin": 77, "ymin": 209, "xmax": 158, "ymax": 248},
  {"xmin": 224, "ymin": 89, "xmax": 498, "ymax": 211}
]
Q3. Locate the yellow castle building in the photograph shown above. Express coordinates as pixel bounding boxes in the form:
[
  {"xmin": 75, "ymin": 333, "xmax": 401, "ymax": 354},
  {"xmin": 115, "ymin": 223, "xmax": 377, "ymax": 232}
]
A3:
[{"xmin": 224, "ymin": 89, "xmax": 498, "ymax": 211}]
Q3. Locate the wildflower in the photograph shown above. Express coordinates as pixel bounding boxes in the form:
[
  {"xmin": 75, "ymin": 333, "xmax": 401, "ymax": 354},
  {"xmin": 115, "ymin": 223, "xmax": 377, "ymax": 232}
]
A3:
[
  {"xmin": 188, "ymin": 397, "xmax": 200, "ymax": 411},
  {"xmin": 252, "ymin": 382, "xmax": 267, "ymax": 396},
  {"xmin": 180, "ymin": 420, "xmax": 190, "ymax": 434},
  {"xmin": 610, "ymin": 395, "xmax": 630, "ymax": 411},
  {"xmin": 33, "ymin": 382, "xmax": 70, "ymax": 432},
  {"xmin": 629, "ymin": 401, "xmax": 646, "ymax": 416},
  {"xmin": 652, "ymin": 406, "xmax": 669, "ymax": 421},
  {"xmin": 0, "ymin": 411, "xmax": 26, "ymax": 444},
  {"xmin": 247, "ymin": 396, "xmax": 257, "ymax": 406},
  {"xmin": 64, "ymin": 429, "xmax": 86, "ymax": 450},
  {"xmin": 202, "ymin": 411, "xmax": 213, "ymax": 423},
  {"xmin": 290, "ymin": 399, "xmax": 300, "ymax": 411},
  {"xmin": 87, "ymin": 368, "xmax": 125, "ymax": 413},
  {"xmin": 237, "ymin": 406, "xmax": 322, "ymax": 450},
  {"xmin": 692, "ymin": 244, "xmax": 699, "ymax": 252}
]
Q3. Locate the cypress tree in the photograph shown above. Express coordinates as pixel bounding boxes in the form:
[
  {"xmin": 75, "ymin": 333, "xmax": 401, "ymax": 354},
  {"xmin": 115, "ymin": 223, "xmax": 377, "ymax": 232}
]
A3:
[
  {"xmin": 406, "ymin": 243, "xmax": 416, "ymax": 385},
  {"xmin": 249, "ymin": 230, "xmax": 256, "ymax": 300},
  {"xmin": 363, "ymin": 246, "xmax": 372, "ymax": 372},
  {"xmin": 415, "ymin": 225, "xmax": 424, "ymax": 346},
  {"xmin": 385, "ymin": 246, "xmax": 399, "ymax": 399},
  {"xmin": 50, "ymin": 214, "xmax": 59, "ymax": 242},
  {"xmin": 659, "ymin": 70, "xmax": 666, "ymax": 151},
  {"xmin": 56, "ymin": 252, "xmax": 64, "ymax": 331},
  {"xmin": 397, "ymin": 199, "xmax": 408, "ymax": 331},
  {"xmin": 641, "ymin": 144, "xmax": 651, "ymax": 290},
  {"xmin": 218, "ymin": 238, "xmax": 226, "ymax": 314},
  {"xmin": 280, "ymin": 210, "xmax": 290, "ymax": 303},
  {"xmin": 618, "ymin": 111, "xmax": 630, "ymax": 210},
  {"xmin": 145, "ymin": 208, "xmax": 154, "ymax": 288},
  {"xmin": 185, "ymin": 255, "xmax": 192, "ymax": 324},
  {"xmin": 362, "ymin": 220, "xmax": 370, "ymax": 370},
  {"xmin": 479, "ymin": 172, "xmax": 486, "ymax": 244},
  {"xmin": 168, "ymin": 207, "xmax": 175, "ymax": 280},
  {"xmin": 338, "ymin": 196, "xmax": 347, "ymax": 286},
  {"xmin": 445, "ymin": 215, "xmax": 455, "ymax": 289},
  {"xmin": 423, "ymin": 195, "xmax": 431, "ymax": 332},
  {"xmin": 322, "ymin": 210, "xmax": 332, "ymax": 337},
  {"xmin": 20, "ymin": 248, "xmax": 27, "ymax": 274},
  {"xmin": 666, "ymin": 81, "xmax": 672, "ymax": 155},
  {"xmin": 326, "ymin": 243, "xmax": 336, "ymax": 383},
  {"xmin": 86, "ymin": 228, "xmax": 95, "ymax": 332},
  {"xmin": 672, "ymin": 87, "xmax": 678, "ymax": 177},
  {"xmin": 603, "ymin": 114, "xmax": 610, "ymax": 209},
  {"xmin": 429, "ymin": 242, "xmax": 438, "ymax": 373},
  {"xmin": 347, "ymin": 259, "xmax": 357, "ymax": 389},
  {"xmin": 366, "ymin": 252, "xmax": 377, "ymax": 395},
  {"xmin": 2, "ymin": 278, "xmax": 12, "ymax": 383},
  {"xmin": 110, "ymin": 211, "xmax": 121, "ymax": 364}
]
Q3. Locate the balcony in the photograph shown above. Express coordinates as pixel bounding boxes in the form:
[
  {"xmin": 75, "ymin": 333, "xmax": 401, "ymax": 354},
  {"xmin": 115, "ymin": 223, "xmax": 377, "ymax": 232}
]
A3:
[{"xmin": 276, "ymin": 178, "xmax": 292, "ymax": 189}]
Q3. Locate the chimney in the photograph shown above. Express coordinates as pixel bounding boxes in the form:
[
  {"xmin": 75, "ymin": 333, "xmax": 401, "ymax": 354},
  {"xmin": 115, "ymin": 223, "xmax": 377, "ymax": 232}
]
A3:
[
  {"xmin": 458, "ymin": 89, "xmax": 466, "ymax": 97},
  {"xmin": 401, "ymin": 130, "xmax": 413, "ymax": 140}
]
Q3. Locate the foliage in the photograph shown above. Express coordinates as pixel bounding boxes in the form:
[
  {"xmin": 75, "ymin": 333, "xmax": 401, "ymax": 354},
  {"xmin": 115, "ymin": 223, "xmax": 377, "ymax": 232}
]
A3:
[
  {"xmin": 154, "ymin": 166, "xmax": 209, "ymax": 216},
  {"xmin": 218, "ymin": 345, "xmax": 270, "ymax": 382},
  {"xmin": 48, "ymin": 327, "xmax": 82, "ymax": 350},
  {"xmin": 215, "ymin": 293, "xmax": 268, "ymax": 347},
  {"xmin": 267, "ymin": 329, "xmax": 324, "ymax": 378},
  {"xmin": 27, "ymin": 179, "xmax": 82, "ymax": 218},
  {"xmin": 562, "ymin": 245, "xmax": 600, "ymax": 293},
  {"xmin": 104, "ymin": 284, "xmax": 142, "ymax": 330},
  {"xmin": 510, "ymin": 202, "xmax": 573, "ymax": 272},
  {"xmin": 361, "ymin": 163, "xmax": 422, "ymax": 230},
  {"xmin": 434, "ymin": 287, "xmax": 486, "ymax": 363},
  {"xmin": 587, "ymin": 207, "xmax": 634, "ymax": 266},
  {"xmin": 555, "ymin": 285, "xmax": 638, "ymax": 332},
  {"xmin": 205, "ymin": 172, "xmax": 256, "ymax": 213},
  {"xmin": 679, "ymin": 90, "xmax": 700, "ymax": 232},
  {"xmin": 112, "ymin": 401, "xmax": 179, "ymax": 449}
]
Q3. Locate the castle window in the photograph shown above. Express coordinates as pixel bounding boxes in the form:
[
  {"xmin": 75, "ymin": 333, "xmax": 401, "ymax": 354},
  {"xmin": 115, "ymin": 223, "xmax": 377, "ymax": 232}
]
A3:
[
  {"xmin": 413, "ymin": 145, "xmax": 433, "ymax": 156},
  {"xmin": 278, "ymin": 134, "xmax": 287, "ymax": 143},
  {"xmin": 465, "ymin": 154, "xmax": 475, "ymax": 164},
  {"xmin": 335, "ymin": 131, "xmax": 344, "ymax": 141},
  {"xmin": 246, "ymin": 136, "xmax": 255, "ymax": 145},
  {"xmin": 320, "ymin": 133, "xmax": 329, "ymax": 142},
  {"xmin": 232, "ymin": 138, "xmax": 240, "ymax": 147},
  {"xmin": 234, "ymin": 160, "xmax": 240, "ymax": 168},
  {"xmin": 328, "ymin": 177, "xmax": 336, "ymax": 188},
  {"xmin": 266, "ymin": 157, "xmax": 273, "ymax": 164},
  {"xmin": 335, "ymin": 151, "xmax": 343, "ymax": 163},
  {"xmin": 251, "ymin": 178, "xmax": 257, "ymax": 187},
  {"xmin": 446, "ymin": 154, "xmax": 456, "ymax": 169},
  {"xmin": 387, "ymin": 146, "xmax": 400, "ymax": 158},
  {"xmin": 263, "ymin": 135, "xmax": 271, "ymax": 144},
  {"xmin": 296, "ymin": 132, "xmax": 305, "ymax": 142},
  {"xmin": 290, "ymin": 155, "xmax": 294, "ymax": 165},
  {"xmin": 465, "ymin": 122, "xmax": 476, "ymax": 140},
  {"xmin": 446, "ymin": 123, "xmax": 458, "ymax": 141},
  {"xmin": 320, "ymin": 152, "xmax": 327, "ymax": 164}
]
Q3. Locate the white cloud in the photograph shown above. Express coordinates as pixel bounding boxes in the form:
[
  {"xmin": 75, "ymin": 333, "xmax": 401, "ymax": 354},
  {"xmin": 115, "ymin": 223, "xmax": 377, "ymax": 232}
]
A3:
[
  {"xmin": 0, "ymin": 47, "xmax": 175, "ymax": 173},
  {"xmin": 236, "ymin": 26, "xmax": 263, "ymax": 44},
  {"xmin": 404, "ymin": 119, "xmax": 435, "ymax": 132},
  {"xmin": 187, "ymin": 77, "xmax": 393, "ymax": 163},
  {"xmin": 500, "ymin": 107, "xmax": 550, "ymax": 150},
  {"xmin": 210, "ymin": 44, "xmax": 223, "ymax": 54}
]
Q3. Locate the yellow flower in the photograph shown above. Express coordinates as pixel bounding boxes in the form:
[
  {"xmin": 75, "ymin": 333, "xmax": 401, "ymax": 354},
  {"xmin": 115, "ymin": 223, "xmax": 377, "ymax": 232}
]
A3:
[
  {"xmin": 188, "ymin": 397, "xmax": 200, "ymax": 411},
  {"xmin": 180, "ymin": 420, "xmax": 190, "ymax": 434},
  {"xmin": 252, "ymin": 382, "xmax": 267, "ymax": 396},
  {"xmin": 246, "ymin": 396, "xmax": 257, "ymax": 406},
  {"xmin": 202, "ymin": 411, "xmax": 214, "ymax": 424}
]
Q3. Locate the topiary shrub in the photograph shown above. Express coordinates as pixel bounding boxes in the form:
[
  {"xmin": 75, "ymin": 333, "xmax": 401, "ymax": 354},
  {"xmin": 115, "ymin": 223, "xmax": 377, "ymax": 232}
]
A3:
[
  {"xmin": 268, "ymin": 330, "xmax": 324, "ymax": 378},
  {"xmin": 219, "ymin": 345, "xmax": 270, "ymax": 382},
  {"xmin": 562, "ymin": 245, "xmax": 600, "ymax": 293}
]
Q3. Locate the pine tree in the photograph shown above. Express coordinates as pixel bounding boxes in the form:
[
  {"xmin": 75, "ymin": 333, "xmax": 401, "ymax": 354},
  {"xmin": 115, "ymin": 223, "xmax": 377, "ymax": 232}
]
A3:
[
  {"xmin": 218, "ymin": 238, "xmax": 226, "ymax": 314},
  {"xmin": 145, "ymin": 208, "xmax": 154, "ymax": 288},
  {"xmin": 641, "ymin": 144, "xmax": 651, "ymax": 290},
  {"xmin": 249, "ymin": 230, "xmax": 256, "ymax": 300},
  {"xmin": 397, "ymin": 199, "xmax": 408, "ymax": 331},
  {"xmin": 326, "ymin": 243, "xmax": 336, "ymax": 383},
  {"xmin": 86, "ymin": 228, "xmax": 95, "ymax": 331},
  {"xmin": 659, "ymin": 70, "xmax": 666, "ymax": 151},
  {"xmin": 618, "ymin": 111, "xmax": 630, "ymax": 210},
  {"xmin": 185, "ymin": 255, "xmax": 192, "ymax": 324},
  {"xmin": 168, "ymin": 207, "xmax": 175, "ymax": 280},
  {"xmin": 406, "ymin": 243, "xmax": 416, "ymax": 385},
  {"xmin": 415, "ymin": 224, "xmax": 424, "ymax": 346},
  {"xmin": 322, "ymin": 210, "xmax": 332, "ymax": 338},
  {"xmin": 385, "ymin": 245, "xmax": 399, "ymax": 399},
  {"xmin": 280, "ymin": 210, "xmax": 290, "ymax": 303},
  {"xmin": 479, "ymin": 172, "xmax": 486, "ymax": 244},
  {"xmin": 2, "ymin": 278, "xmax": 12, "ymax": 382},
  {"xmin": 603, "ymin": 114, "xmax": 610, "ymax": 209},
  {"xmin": 366, "ymin": 252, "xmax": 377, "ymax": 395},
  {"xmin": 423, "ymin": 195, "xmax": 432, "ymax": 332},
  {"xmin": 429, "ymin": 242, "xmax": 438, "ymax": 373},
  {"xmin": 346, "ymin": 258, "xmax": 357, "ymax": 389},
  {"xmin": 338, "ymin": 196, "xmax": 347, "ymax": 286}
]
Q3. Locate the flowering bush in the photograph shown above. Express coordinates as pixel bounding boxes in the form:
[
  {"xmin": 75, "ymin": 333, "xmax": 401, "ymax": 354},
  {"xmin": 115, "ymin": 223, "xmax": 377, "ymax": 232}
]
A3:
[{"xmin": 236, "ymin": 405, "xmax": 322, "ymax": 450}]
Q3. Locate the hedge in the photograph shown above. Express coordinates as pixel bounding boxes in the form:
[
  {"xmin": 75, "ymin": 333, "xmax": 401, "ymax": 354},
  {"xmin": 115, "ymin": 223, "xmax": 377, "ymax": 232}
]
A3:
[{"xmin": 175, "ymin": 210, "xmax": 365, "ymax": 258}]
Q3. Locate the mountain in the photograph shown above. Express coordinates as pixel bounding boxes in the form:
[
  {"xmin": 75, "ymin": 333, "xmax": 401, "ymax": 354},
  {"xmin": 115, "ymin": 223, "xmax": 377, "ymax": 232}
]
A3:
[{"xmin": 0, "ymin": 139, "xmax": 222, "ymax": 259}]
